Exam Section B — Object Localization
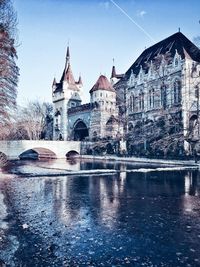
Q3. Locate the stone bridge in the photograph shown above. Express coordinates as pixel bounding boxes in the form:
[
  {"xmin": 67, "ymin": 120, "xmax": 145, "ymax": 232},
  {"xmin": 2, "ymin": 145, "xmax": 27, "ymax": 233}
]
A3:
[{"xmin": 0, "ymin": 140, "xmax": 81, "ymax": 160}]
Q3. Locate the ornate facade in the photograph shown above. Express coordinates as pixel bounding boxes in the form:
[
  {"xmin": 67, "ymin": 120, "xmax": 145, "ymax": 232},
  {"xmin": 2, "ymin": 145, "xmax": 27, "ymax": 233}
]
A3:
[{"xmin": 113, "ymin": 32, "xmax": 200, "ymax": 154}]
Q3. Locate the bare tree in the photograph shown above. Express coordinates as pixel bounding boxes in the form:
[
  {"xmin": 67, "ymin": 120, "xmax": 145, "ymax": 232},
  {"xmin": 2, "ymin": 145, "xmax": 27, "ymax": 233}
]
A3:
[
  {"xmin": 15, "ymin": 101, "xmax": 53, "ymax": 140},
  {"xmin": 0, "ymin": 0, "xmax": 19, "ymax": 138}
]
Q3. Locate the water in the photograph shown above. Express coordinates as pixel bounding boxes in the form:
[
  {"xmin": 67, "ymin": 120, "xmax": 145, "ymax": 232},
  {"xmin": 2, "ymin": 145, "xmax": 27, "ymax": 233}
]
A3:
[{"xmin": 0, "ymin": 158, "xmax": 200, "ymax": 266}]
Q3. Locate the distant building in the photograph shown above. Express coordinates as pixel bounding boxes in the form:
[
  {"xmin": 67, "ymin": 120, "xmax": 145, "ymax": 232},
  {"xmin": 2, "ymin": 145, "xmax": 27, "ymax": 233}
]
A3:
[{"xmin": 52, "ymin": 47, "xmax": 118, "ymax": 141}]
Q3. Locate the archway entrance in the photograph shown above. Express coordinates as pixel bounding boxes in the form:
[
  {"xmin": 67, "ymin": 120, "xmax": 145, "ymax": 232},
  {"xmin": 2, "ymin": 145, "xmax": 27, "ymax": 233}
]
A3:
[{"xmin": 73, "ymin": 121, "xmax": 89, "ymax": 141}]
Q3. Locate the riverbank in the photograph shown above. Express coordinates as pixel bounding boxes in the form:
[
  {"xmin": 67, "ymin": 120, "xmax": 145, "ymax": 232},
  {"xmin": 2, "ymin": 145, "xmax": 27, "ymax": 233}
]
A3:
[{"xmin": 81, "ymin": 154, "xmax": 199, "ymax": 167}]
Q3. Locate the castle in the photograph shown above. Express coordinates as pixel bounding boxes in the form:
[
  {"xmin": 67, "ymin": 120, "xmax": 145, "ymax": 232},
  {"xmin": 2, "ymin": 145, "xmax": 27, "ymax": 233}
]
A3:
[
  {"xmin": 52, "ymin": 32, "xmax": 200, "ymax": 155},
  {"xmin": 52, "ymin": 47, "xmax": 118, "ymax": 141}
]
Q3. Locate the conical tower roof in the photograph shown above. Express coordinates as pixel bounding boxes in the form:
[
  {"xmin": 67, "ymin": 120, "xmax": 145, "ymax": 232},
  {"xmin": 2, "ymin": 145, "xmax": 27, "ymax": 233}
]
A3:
[{"xmin": 90, "ymin": 75, "xmax": 115, "ymax": 93}]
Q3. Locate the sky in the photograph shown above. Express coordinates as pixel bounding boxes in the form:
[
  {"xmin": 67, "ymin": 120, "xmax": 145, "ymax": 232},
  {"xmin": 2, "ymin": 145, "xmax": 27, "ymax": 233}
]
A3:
[{"xmin": 13, "ymin": 0, "xmax": 200, "ymax": 105}]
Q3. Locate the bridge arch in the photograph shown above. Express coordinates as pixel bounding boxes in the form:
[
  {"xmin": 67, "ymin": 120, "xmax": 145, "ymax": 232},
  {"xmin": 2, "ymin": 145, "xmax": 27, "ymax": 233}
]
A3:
[
  {"xmin": 73, "ymin": 119, "xmax": 89, "ymax": 141},
  {"xmin": 66, "ymin": 150, "xmax": 79, "ymax": 159},
  {"xmin": 19, "ymin": 147, "xmax": 57, "ymax": 160}
]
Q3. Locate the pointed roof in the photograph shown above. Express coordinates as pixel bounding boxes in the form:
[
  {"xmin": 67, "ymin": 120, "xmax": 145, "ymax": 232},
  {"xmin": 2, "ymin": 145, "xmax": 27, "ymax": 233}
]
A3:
[
  {"xmin": 111, "ymin": 65, "xmax": 117, "ymax": 78},
  {"xmin": 90, "ymin": 75, "xmax": 115, "ymax": 93},
  {"xmin": 125, "ymin": 32, "xmax": 200, "ymax": 77},
  {"xmin": 76, "ymin": 74, "xmax": 83, "ymax": 85},
  {"xmin": 66, "ymin": 45, "xmax": 70, "ymax": 58},
  {"xmin": 63, "ymin": 64, "xmax": 76, "ymax": 84},
  {"xmin": 111, "ymin": 64, "xmax": 124, "ymax": 79},
  {"xmin": 52, "ymin": 77, "xmax": 56, "ymax": 87}
]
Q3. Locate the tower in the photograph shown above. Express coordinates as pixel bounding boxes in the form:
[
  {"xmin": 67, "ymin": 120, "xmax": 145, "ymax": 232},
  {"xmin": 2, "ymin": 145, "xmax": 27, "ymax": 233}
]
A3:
[
  {"xmin": 89, "ymin": 75, "xmax": 118, "ymax": 139},
  {"xmin": 52, "ymin": 46, "xmax": 83, "ymax": 140}
]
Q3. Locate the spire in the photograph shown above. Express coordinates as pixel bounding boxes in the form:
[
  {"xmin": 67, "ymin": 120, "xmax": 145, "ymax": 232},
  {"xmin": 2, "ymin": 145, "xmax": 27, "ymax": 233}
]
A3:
[
  {"xmin": 111, "ymin": 58, "xmax": 117, "ymax": 78},
  {"xmin": 66, "ymin": 45, "xmax": 70, "ymax": 60},
  {"xmin": 60, "ymin": 46, "xmax": 76, "ymax": 84},
  {"xmin": 65, "ymin": 45, "xmax": 70, "ymax": 69}
]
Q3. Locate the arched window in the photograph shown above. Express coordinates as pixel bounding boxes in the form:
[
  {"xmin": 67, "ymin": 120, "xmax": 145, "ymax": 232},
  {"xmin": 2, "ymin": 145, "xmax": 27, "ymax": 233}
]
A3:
[{"xmin": 174, "ymin": 79, "xmax": 181, "ymax": 104}]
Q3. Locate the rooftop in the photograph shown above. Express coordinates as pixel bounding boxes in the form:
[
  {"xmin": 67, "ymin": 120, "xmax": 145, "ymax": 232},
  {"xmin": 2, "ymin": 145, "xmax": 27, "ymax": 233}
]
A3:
[
  {"xmin": 90, "ymin": 75, "xmax": 115, "ymax": 93},
  {"xmin": 125, "ymin": 31, "xmax": 200, "ymax": 77}
]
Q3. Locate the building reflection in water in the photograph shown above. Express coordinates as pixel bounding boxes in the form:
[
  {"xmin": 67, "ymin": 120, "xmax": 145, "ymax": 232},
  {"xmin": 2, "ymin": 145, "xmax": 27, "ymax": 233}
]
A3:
[
  {"xmin": 24, "ymin": 168, "xmax": 200, "ymax": 230},
  {"xmin": 3, "ymin": 161, "xmax": 200, "ymax": 241},
  {"xmin": 182, "ymin": 171, "xmax": 199, "ymax": 213}
]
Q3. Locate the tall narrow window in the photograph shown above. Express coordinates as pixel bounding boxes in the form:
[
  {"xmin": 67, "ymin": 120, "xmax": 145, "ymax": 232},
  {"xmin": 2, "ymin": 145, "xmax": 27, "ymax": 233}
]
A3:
[
  {"xmin": 161, "ymin": 85, "xmax": 167, "ymax": 109},
  {"xmin": 141, "ymin": 92, "xmax": 144, "ymax": 110},
  {"xmin": 152, "ymin": 89, "xmax": 155, "ymax": 108},
  {"xmin": 132, "ymin": 95, "xmax": 135, "ymax": 111},
  {"xmin": 174, "ymin": 79, "xmax": 181, "ymax": 104},
  {"xmin": 149, "ymin": 90, "xmax": 152, "ymax": 108},
  {"xmin": 129, "ymin": 96, "xmax": 133, "ymax": 111}
]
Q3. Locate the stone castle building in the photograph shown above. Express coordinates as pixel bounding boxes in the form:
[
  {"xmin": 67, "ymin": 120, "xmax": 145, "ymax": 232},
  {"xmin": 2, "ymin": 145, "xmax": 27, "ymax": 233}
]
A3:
[
  {"xmin": 52, "ymin": 47, "xmax": 118, "ymax": 141},
  {"xmin": 52, "ymin": 32, "xmax": 200, "ymax": 155}
]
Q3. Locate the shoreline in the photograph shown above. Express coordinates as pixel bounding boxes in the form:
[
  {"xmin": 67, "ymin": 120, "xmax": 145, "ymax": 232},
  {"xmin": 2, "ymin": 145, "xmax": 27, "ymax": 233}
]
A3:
[{"xmin": 80, "ymin": 154, "xmax": 199, "ymax": 167}]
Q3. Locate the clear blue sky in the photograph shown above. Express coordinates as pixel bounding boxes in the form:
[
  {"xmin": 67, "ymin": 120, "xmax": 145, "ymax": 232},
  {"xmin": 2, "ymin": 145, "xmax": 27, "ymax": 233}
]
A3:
[{"xmin": 13, "ymin": 0, "xmax": 200, "ymax": 105}]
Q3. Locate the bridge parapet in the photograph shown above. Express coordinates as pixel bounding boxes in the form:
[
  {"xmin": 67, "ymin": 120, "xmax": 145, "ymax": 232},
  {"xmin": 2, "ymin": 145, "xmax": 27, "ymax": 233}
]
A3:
[{"xmin": 0, "ymin": 140, "xmax": 81, "ymax": 160}]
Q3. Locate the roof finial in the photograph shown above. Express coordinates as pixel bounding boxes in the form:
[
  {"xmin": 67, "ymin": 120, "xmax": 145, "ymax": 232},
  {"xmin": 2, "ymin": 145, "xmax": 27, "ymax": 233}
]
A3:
[{"xmin": 178, "ymin": 27, "xmax": 180, "ymax": 32}]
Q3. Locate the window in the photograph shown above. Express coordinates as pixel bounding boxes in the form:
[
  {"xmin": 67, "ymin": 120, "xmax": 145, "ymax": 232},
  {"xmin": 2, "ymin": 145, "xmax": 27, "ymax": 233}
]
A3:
[
  {"xmin": 152, "ymin": 89, "xmax": 155, "ymax": 108},
  {"xmin": 129, "ymin": 96, "xmax": 133, "ymax": 111},
  {"xmin": 161, "ymin": 85, "xmax": 167, "ymax": 109},
  {"xmin": 141, "ymin": 92, "xmax": 144, "ymax": 110},
  {"xmin": 139, "ymin": 92, "xmax": 144, "ymax": 110},
  {"xmin": 129, "ymin": 94, "xmax": 135, "ymax": 112},
  {"xmin": 174, "ymin": 79, "xmax": 181, "ymax": 104},
  {"xmin": 149, "ymin": 88, "xmax": 155, "ymax": 108},
  {"xmin": 132, "ymin": 95, "xmax": 135, "ymax": 111},
  {"xmin": 149, "ymin": 90, "xmax": 152, "ymax": 108}
]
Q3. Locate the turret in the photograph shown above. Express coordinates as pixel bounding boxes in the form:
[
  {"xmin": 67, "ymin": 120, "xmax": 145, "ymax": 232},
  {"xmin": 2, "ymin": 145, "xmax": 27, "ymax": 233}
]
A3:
[
  {"xmin": 110, "ymin": 59, "xmax": 124, "ymax": 85},
  {"xmin": 90, "ymin": 74, "xmax": 116, "ymax": 108}
]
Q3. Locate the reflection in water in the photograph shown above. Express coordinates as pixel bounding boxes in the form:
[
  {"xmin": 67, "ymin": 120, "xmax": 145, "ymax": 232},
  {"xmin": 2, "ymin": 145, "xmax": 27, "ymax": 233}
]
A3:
[
  {"xmin": 0, "ymin": 187, "xmax": 19, "ymax": 267},
  {"xmin": 0, "ymin": 160, "xmax": 200, "ymax": 266}
]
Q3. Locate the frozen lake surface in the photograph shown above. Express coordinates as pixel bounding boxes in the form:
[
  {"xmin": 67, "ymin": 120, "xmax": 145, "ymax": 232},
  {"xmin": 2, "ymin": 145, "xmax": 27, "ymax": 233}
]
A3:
[{"xmin": 0, "ymin": 158, "xmax": 200, "ymax": 266}]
